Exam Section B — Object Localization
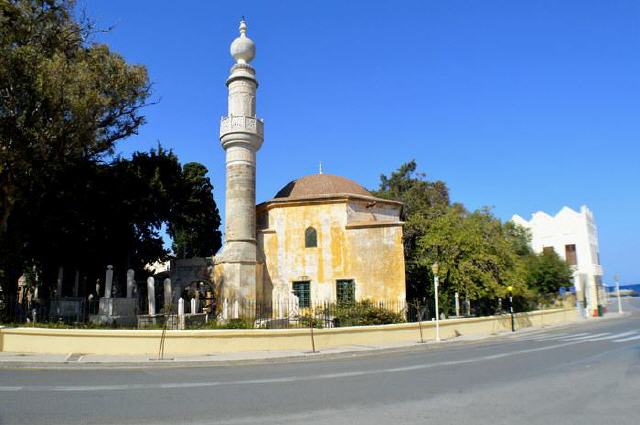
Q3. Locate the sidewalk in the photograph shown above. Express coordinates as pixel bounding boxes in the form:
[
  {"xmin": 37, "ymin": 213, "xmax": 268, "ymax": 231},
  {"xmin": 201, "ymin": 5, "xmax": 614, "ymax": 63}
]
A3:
[{"xmin": 0, "ymin": 312, "xmax": 626, "ymax": 369}]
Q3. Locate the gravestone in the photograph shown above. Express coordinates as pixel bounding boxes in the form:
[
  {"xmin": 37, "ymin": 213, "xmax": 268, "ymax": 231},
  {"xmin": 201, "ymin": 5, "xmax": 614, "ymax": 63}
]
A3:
[
  {"xmin": 104, "ymin": 265, "xmax": 114, "ymax": 298},
  {"xmin": 178, "ymin": 298, "xmax": 185, "ymax": 330},
  {"xmin": 90, "ymin": 267, "xmax": 137, "ymax": 326},
  {"xmin": 147, "ymin": 277, "xmax": 156, "ymax": 315},
  {"xmin": 56, "ymin": 266, "xmax": 64, "ymax": 298},
  {"xmin": 163, "ymin": 278, "xmax": 172, "ymax": 311},
  {"xmin": 126, "ymin": 269, "xmax": 135, "ymax": 299}
]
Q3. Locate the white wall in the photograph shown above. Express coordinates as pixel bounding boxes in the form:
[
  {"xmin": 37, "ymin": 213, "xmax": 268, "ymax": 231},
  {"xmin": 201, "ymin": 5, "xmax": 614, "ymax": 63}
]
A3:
[{"xmin": 512, "ymin": 205, "xmax": 604, "ymax": 315}]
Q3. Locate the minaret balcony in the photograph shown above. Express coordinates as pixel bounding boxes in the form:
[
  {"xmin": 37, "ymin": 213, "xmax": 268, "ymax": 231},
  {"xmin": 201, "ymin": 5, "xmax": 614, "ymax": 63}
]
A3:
[{"xmin": 220, "ymin": 115, "xmax": 264, "ymax": 139}]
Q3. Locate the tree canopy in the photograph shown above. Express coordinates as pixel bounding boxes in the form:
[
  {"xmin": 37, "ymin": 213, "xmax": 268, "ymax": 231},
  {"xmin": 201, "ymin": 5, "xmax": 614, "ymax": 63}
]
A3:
[
  {"xmin": 375, "ymin": 160, "xmax": 572, "ymax": 314},
  {"xmin": 0, "ymin": 1, "xmax": 222, "ymax": 296}
]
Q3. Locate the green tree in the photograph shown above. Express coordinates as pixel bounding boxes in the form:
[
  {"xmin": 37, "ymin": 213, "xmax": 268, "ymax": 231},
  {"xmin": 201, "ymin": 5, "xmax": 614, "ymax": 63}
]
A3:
[
  {"xmin": 416, "ymin": 206, "xmax": 529, "ymax": 315},
  {"xmin": 525, "ymin": 250, "xmax": 573, "ymax": 303},
  {"xmin": 0, "ymin": 0, "xmax": 150, "ymax": 291},
  {"xmin": 169, "ymin": 162, "xmax": 222, "ymax": 259},
  {"xmin": 372, "ymin": 160, "xmax": 450, "ymax": 299}
]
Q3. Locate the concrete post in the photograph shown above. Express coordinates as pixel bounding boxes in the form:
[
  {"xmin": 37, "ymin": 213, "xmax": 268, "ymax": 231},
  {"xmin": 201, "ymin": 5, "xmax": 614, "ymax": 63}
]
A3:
[
  {"xmin": 190, "ymin": 298, "xmax": 196, "ymax": 314},
  {"xmin": 126, "ymin": 269, "xmax": 135, "ymax": 299},
  {"xmin": 455, "ymin": 292, "xmax": 460, "ymax": 317},
  {"xmin": 104, "ymin": 265, "xmax": 113, "ymax": 299}
]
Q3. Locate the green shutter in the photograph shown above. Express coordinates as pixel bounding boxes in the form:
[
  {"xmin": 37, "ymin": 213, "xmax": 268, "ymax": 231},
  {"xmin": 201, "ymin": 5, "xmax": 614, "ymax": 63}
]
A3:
[
  {"xmin": 336, "ymin": 280, "xmax": 355, "ymax": 305},
  {"xmin": 293, "ymin": 281, "xmax": 310, "ymax": 308}
]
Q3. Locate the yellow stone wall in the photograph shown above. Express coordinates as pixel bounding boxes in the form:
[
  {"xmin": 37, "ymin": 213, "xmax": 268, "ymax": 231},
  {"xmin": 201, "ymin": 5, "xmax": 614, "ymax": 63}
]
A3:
[
  {"xmin": 257, "ymin": 198, "xmax": 406, "ymax": 307},
  {"xmin": 0, "ymin": 308, "xmax": 579, "ymax": 355}
]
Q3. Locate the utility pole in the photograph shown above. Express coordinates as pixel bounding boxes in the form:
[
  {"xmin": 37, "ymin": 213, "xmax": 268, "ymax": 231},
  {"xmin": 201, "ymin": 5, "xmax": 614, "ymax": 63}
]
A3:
[
  {"xmin": 432, "ymin": 263, "xmax": 441, "ymax": 342},
  {"xmin": 615, "ymin": 274, "xmax": 623, "ymax": 314},
  {"xmin": 507, "ymin": 286, "xmax": 515, "ymax": 332}
]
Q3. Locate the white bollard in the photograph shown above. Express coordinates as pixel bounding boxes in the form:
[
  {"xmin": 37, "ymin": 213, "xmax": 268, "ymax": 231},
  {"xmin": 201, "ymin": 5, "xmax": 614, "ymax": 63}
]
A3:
[{"xmin": 190, "ymin": 298, "xmax": 196, "ymax": 314}]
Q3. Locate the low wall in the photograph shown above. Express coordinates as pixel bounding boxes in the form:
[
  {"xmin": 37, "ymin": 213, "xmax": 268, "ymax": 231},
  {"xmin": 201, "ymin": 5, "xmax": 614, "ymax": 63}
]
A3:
[{"xmin": 0, "ymin": 308, "xmax": 580, "ymax": 356}]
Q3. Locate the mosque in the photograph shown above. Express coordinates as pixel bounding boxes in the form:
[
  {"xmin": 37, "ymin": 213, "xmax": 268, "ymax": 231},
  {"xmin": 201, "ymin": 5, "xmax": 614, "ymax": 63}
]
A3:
[{"xmin": 212, "ymin": 20, "xmax": 406, "ymax": 314}]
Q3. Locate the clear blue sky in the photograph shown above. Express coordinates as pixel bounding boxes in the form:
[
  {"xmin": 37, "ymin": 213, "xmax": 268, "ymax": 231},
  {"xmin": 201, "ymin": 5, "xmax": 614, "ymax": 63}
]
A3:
[{"xmin": 82, "ymin": 0, "xmax": 639, "ymax": 284}]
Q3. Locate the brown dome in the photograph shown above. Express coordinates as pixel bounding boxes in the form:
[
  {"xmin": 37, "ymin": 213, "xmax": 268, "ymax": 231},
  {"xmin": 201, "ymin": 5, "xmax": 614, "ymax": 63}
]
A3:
[{"xmin": 273, "ymin": 174, "xmax": 373, "ymax": 200}]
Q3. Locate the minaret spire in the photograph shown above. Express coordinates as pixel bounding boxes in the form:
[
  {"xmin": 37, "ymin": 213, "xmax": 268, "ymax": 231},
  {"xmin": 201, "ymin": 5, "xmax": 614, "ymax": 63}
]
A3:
[{"xmin": 216, "ymin": 19, "xmax": 264, "ymax": 303}]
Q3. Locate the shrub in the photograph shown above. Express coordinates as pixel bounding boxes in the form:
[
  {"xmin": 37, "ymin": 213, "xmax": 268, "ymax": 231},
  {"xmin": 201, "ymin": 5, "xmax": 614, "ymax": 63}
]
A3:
[{"xmin": 328, "ymin": 301, "xmax": 405, "ymax": 327}]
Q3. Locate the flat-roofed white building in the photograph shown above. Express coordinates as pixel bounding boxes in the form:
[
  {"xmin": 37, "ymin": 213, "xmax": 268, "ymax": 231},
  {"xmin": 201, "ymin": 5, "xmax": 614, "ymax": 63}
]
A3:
[{"xmin": 512, "ymin": 205, "xmax": 605, "ymax": 317}]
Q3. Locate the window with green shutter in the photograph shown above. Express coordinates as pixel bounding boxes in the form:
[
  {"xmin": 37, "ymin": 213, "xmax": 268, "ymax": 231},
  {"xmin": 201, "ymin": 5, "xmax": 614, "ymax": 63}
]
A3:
[
  {"xmin": 292, "ymin": 281, "xmax": 311, "ymax": 308},
  {"xmin": 336, "ymin": 279, "xmax": 355, "ymax": 305},
  {"xmin": 305, "ymin": 227, "xmax": 317, "ymax": 248}
]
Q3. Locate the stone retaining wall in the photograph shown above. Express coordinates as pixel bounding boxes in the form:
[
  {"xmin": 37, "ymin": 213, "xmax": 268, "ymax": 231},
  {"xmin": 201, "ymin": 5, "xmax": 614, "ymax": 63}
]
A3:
[{"xmin": 0, "ymin": 308, "xmax": 580, "ymax": 356}]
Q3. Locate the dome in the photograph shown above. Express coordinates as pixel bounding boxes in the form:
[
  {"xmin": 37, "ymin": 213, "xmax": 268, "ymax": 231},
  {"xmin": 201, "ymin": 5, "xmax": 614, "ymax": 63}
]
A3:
[
  {"xmin": 273, "ymin": 174, "xmax": 373, "ymax": 200},
  {"xmin": 230, "ymin": 19, "xmax": 255, "ymax": 64}
]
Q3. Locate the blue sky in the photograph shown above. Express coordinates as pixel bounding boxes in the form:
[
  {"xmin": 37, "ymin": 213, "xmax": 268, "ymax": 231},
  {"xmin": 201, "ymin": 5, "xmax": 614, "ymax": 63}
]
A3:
[{"xmin": 82, "ymin": 1, "xmax": 639, "ymax": 284}]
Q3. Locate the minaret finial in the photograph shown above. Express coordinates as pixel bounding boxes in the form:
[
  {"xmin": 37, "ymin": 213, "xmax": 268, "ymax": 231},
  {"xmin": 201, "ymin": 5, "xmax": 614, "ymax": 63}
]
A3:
[
  {"xmin": 230, "ymin": 18, "xmax": 255, "ymax": 64},
  {"xmin": 239, "ymin": 17, "xmax": 247, "ymax": 35}
]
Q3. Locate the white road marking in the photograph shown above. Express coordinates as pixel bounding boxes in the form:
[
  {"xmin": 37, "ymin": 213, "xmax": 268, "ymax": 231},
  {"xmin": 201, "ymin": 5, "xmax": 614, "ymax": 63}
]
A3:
[
  {"xmin": 613, "ymin": 334, "xmax": 640, "ymax": 343},
  {"xmin": 560, "ymin": 333, "xmax": 610, "ymax": 341},
  {"xmin": 527, "ymin": 332, "xmax": 590, "ymax": 341},
  {"xmin": 0, "ymin": 337, "xmax": 628, "ymax": 393},
  {"xmin": 586, "ymin": 331, "xmax": 637, "ymax": 342},
  {"xmin": 515, "ymin": 332, "xmax": 570, "ymax": 341}
]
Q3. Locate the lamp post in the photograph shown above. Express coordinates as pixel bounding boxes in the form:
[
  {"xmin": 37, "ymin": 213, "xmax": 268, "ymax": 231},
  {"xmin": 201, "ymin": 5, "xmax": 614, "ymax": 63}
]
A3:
[
  {"xmin": 432, "ymin": 262, "xmax": 440, "ymax": 342},
  {"xmin": 507, "ymin": 286, "xmax": 515, "ymax": 332},
  {"xmin": 615, "ymin": 274, "xmax": 623, "ymax": 314}
]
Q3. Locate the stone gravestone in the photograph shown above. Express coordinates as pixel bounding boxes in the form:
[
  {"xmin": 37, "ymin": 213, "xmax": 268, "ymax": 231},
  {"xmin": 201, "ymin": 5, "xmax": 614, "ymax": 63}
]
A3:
[
  {"xmin": 222, "ymin": 298, "xmax": 229, "ymax": 320},
  {"xmin": 163, "ymin": 278, "xmax": 172, "ymax": 312},
  {"xmin": 90, "ymin": 266, "xmax": 137, "ymax": 326},
  {"xmin": 147, "ymin": 277, "xmax": 156, "ymax": 316},
  {"xmin": 73, "ymin": 270, "xmax": 80, "ymax": 297},
  {"xmin": 126, "ymin": 269, "xmax": 135, "ymax": 299},
  {"xmin": 233, "ymin": 299, "xmax": 239, "ymax": 319},
  {"xmin": 104, "ymin": 265, "xmax": 114, "ymax": 299},
  {"xmin": 56, "ymin": 266, "xmax": 64, "ymax": 298},
  {"xmin": 178, "ymin": 298, "xmax": 185, "ymax": 330}
]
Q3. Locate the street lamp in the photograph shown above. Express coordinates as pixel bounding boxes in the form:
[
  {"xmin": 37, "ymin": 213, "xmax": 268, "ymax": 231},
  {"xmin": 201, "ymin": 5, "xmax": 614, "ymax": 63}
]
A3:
[
  {"xmin": 615, "ymin": 274, "xmax": 623, "ymax": 314},
  {"xmin": 507, "ymin": 286, "xmax": 515, "ymax": 332},
  {"xmin": 432, "ymin": 262, "xmax": 440, "ymax": 342}
]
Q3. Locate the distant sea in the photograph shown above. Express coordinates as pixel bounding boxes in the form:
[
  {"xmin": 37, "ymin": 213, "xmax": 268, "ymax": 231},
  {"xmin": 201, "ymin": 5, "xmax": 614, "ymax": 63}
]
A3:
[{"xmin": 605, "ymin": 284, "xmax": 640, "ymax": 296}]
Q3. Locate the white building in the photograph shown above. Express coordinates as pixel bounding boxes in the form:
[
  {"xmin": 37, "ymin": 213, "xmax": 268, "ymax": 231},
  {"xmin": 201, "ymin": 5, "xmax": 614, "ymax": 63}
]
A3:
[{"xmin": 512, "ymin": 206, "xmax": 605, "ymax": 317}]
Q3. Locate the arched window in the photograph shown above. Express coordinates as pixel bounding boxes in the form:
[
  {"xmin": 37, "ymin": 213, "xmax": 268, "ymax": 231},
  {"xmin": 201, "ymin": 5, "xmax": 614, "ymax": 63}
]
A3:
[{"xmin": 305, "ymin": 227, "xmax": 317, "ymax": 248}]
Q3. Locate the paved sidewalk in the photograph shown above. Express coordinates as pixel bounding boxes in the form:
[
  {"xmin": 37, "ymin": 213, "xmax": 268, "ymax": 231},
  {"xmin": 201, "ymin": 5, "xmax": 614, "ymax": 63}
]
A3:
[{"xmin": 0, "ymin": 312, "xmax": 626, "ymax": 369}]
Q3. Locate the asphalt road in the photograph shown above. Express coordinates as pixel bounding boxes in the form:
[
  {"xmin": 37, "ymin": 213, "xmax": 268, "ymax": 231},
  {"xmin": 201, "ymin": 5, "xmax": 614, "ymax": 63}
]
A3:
[{"xmin": 1, "ymin": 298, "xmax": 639, "ymax": 425}]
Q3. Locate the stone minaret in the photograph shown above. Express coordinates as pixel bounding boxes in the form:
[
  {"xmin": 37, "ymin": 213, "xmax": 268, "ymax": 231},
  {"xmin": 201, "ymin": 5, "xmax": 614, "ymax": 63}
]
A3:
[{"xmin": 216, "ymin": 19, "xmax": 264, "ymax": 302}]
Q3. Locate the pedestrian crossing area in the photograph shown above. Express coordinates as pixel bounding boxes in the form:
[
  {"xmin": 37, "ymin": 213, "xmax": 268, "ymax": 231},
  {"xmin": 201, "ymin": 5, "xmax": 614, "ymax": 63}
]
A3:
[{"xmin": 514, "ymin": 330, "xmax": 640, "ymax": 344}]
